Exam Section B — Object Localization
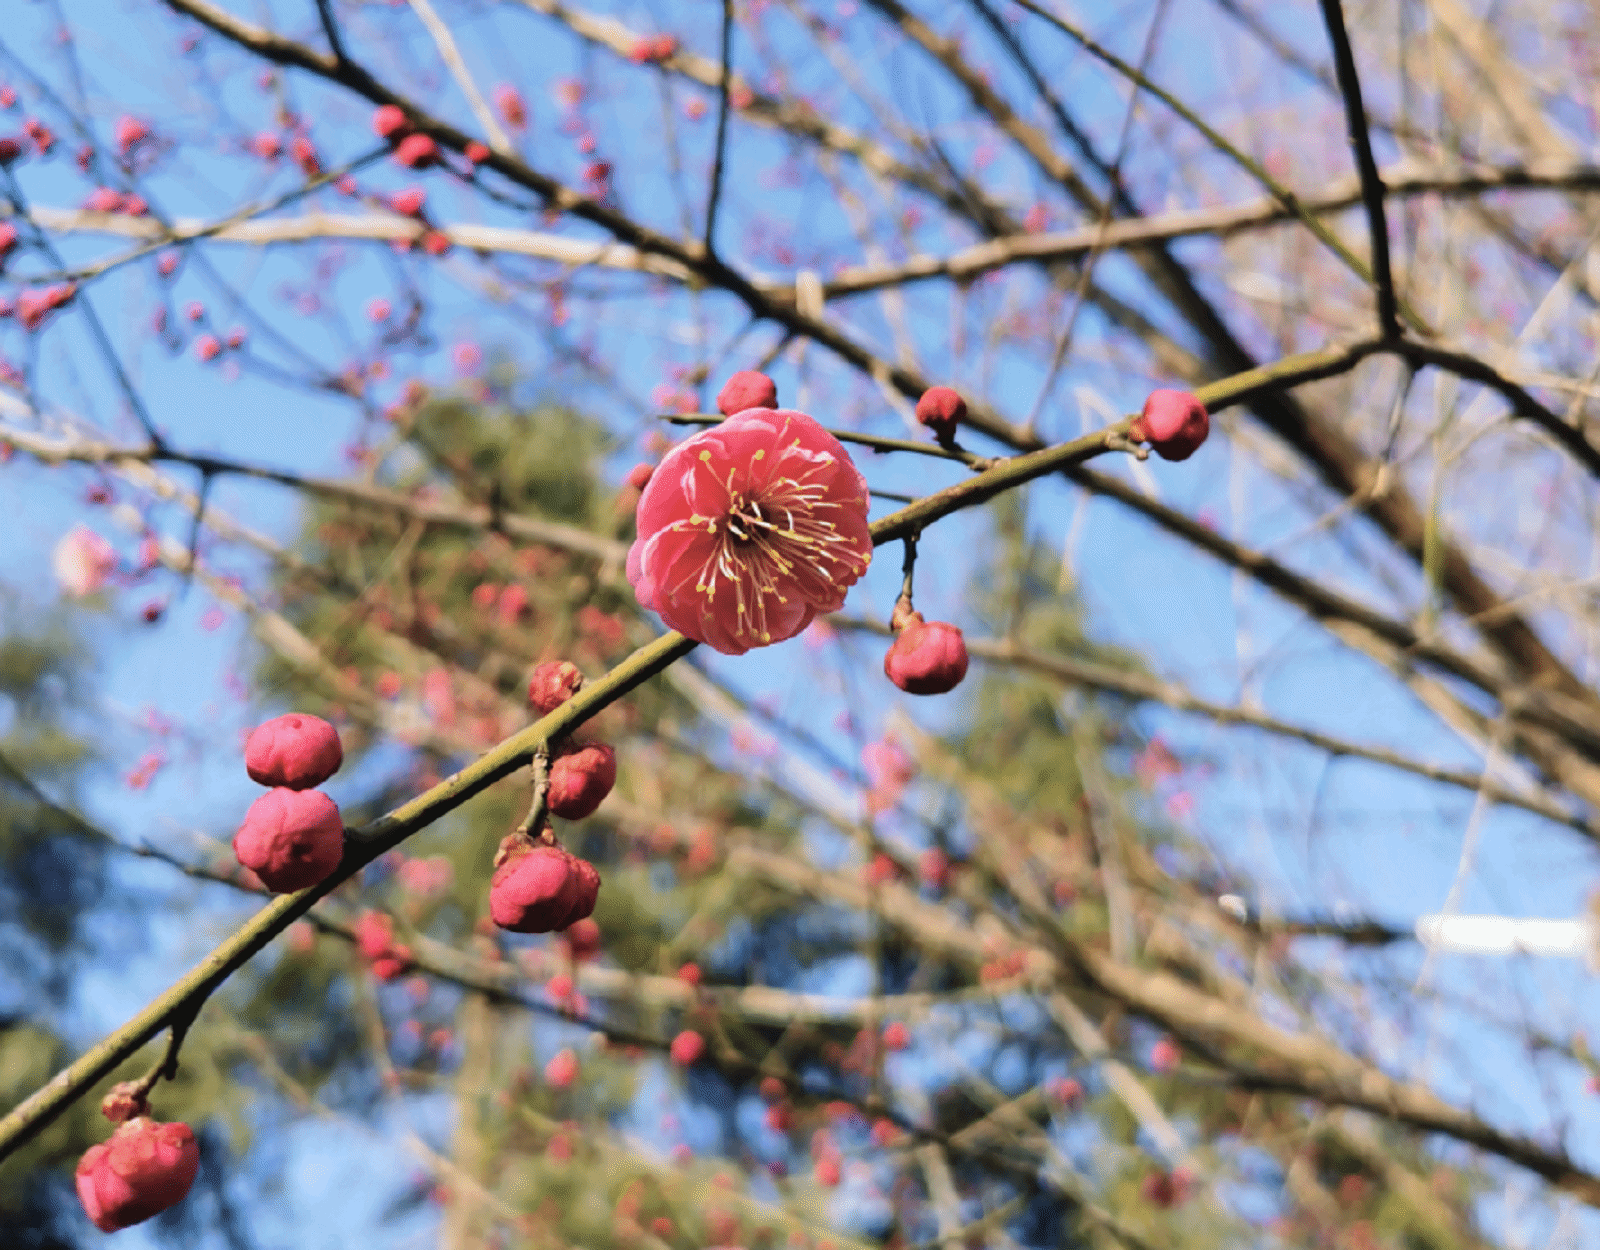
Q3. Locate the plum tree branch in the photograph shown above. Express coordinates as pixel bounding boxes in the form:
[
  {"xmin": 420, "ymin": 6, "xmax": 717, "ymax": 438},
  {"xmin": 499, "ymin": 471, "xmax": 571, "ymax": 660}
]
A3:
[
  {"xmin": 1009, "ymin": 0, "xmax": 1424, "ymax": 334},
  {"xmin": 405, "ymin": 0, "xmax": 514, "ymax": 155},
  {"xmin": 0, "ymin": 395, "xmax": 1168, "ymax": 1165},
  {"xmin": 314, "ymin": 0, "xmax": 348, "ymax": 63}
]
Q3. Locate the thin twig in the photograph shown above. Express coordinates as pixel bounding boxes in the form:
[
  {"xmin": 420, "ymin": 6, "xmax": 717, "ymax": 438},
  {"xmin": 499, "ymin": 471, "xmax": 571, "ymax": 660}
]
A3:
[
  {"xmin": 829, "ymin": 614, "xmax": 1600, "ymax": 841},
  {"xmin": 3, "ymin": 173, "xmax": 166, "ymax": 450},
  {"xmin": 406, "ymin": 0, "xmax": 514, "ymax": 155},
  {"xmin": 1008, "ymin": 0, "xmax": 1427, "ymax": 335},
  {"xmin": 665, "ymin": 411, "xmax": 982, "ymax": 465},
  {"xmin": 314, "ymin": 0, "xmax": 348, "ymax": 62},
  {"xmin": 703, "ymin": 0, "xmax": 735, "ymax": 257},
  {"xmin": 1316, "ymin": 0, "xmax": 1399, "ymax": 336}
]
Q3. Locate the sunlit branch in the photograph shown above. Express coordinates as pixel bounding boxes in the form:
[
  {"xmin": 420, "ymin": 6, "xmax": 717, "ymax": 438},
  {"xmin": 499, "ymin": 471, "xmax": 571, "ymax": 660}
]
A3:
[
  {"xmin": 1010, "ymin": 0, "xmax": 1424, "ymax": 334},
  {"xmin": 406, "ymin": 0, "xmax": 514, "ymax": 155}
]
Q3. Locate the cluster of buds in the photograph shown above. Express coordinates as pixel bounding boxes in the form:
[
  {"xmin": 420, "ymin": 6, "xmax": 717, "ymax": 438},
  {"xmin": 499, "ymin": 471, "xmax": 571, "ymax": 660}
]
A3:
[
  {"xmin": 493, "ymin": 84, "xmax": 528, "ymax": 131},
  {"xmin": 23, "ymin": 116, "xmax": 54, "ymax": 156},
  {"xmin": 530, "ymin": 660, "xmax": 618, "ymax": 820},
  {"xmin": 232, "ymin": 713, "xmax": 346, "ymax": 893},
  {"xmin": 882, "ymin": 414, "xmax": 971, "ymax": 696},
  {"xmin": 371, "ymin": 104, "xmax": 440, "ymax": 170},
  {"xmin": 82, "ymin": 187, "xmax": 149, "ymax": 216},
  {"xmin": 1140, "ymin": 1165, "xmax": 1196, "ymax": 1209},
  {"xmin": 15, "ymin": 281, "xmax": 76, "ymax": 332},
  {"xmin": 487, "ymin": 661, "xmax": 611, "ymax": 934},
  {"xmin": 628, "ymin": 33, "xmax": 679, "ymax": 64},
  {"xmin": 76, "ymin": 1083, "xmax": 199, "ymax": 1232}
]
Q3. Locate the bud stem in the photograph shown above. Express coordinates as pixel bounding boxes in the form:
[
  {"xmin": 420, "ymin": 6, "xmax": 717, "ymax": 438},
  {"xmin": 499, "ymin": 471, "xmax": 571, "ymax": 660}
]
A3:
[{"xmin": 514, "ymin": 746, "xmax": 553, "ymax": 842}]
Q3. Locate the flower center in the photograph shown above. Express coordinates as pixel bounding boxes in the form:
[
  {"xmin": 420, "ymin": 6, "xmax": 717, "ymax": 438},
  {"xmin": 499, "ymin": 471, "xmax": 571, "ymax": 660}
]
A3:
[{"xmin": 691, "ymin": 464, "xmax": 865, "ymax": 644}]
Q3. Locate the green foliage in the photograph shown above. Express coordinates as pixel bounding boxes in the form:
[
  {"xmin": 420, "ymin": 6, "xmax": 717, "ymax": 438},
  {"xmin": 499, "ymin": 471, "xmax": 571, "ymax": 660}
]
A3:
[
  {"xmin": 0, "ymin": 610, "xmax": 112, "ymax": 1234},
  {"xmin": 0, "ymin": 611, "xmax": 105, "ymax": 966}
]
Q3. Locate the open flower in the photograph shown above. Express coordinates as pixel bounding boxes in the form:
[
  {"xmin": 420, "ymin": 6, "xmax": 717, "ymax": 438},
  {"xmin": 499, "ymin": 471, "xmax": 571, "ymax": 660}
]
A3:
[
  {"xmin": 53, "ymin": 525, "xmax": 116, "ymax": 597},
  {"xmin": 626, "ymin": 408, "xmax": 872, "ymax": 654}
]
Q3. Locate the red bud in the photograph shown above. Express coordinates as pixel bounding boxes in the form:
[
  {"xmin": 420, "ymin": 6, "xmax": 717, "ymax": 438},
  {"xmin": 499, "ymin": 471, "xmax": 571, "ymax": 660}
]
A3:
[
  {"xmin": 232, "ymin": 788, "xmax": 344, "ymax": 893},
  {"xmin": 76, "ymin": 1118, "xmax": 199, "ymax": 1232},
  {"xmin": 715, "ymin": 370, "xmax": 778, "ymax": 416},
  {"xmin": 884, "ymin": 614, "xmax": 968, "ymax": 695},
  {"xmin": 244, "ymin": 713, "xmax": 343, "ymax": 789},
  {"xmin": 548, "ymin": 741, "xmax": 616, "ymax": 819}
]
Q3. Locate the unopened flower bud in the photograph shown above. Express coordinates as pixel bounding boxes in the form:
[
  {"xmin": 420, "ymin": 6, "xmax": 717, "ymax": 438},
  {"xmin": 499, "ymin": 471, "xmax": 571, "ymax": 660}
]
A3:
[
  {"xmin": 669, "ymin": 1029, "xmax": 705, "ymax": 1066},
  {"xmin": 114, "ymin": 115, "xmax": 150, "ymax": 155},
  {"xmin": 562, "ymin": 916, "xmax": 602, "ymax": 961},
  {"xmin": 76, "ymin": 1117, "xmax": 200, "ymax": 1232},
  {"xmin": 490, "ymin": 841, "xmax": 601, "ymax": 933},
  {"xmin": 393, "ymin": 133, "xmax": 438, "ymax": 169},
  {"xmin": 560, "ymin": 855, "xmax": 601, "ymax": 928},
  {"xmin": 1130, "ymin": 389, "xmax": 1209, "ymax": 461},
  {"xmin": 389, "ymin": 187, "xmax": 426, "ymax": 216},
  {"xmin": 548, "ymin": 741, "xmax": 616, "ymax": 819},
  {"xmin": 244, "ymin": 713, "xmax": 343, "ymax": 789},
  {"xmin": 545, "ymin": 1048, "xmax": 580, "ymax": 1087},
  {"xmin": 1149, "ymin": 1037, "xmax": 1181, "ymax": 1073},
  {"xmin": 232, "ymin": 788, "xmax": 344, "ymax": 893},
  {"xmin": 372, "ymin": 104, "xmax": 408, "ymax": 140},
  {"xmin": 490, "ymin": 842, "xmax": 569, "ymax": 933},
  {"xmin": 884, "ymin": 613, "xmax": 968, "ymax": 695},
  {"xmin": 528, "ymin": 660, "xmax": 584, "ymax": 715},
  {"xmin": 715, "ymin": 370, "xmax": 777, "ymax": 416},
  {"xmin": 915, "ymin": 386, "xmax": 965, "ymax": 443}
]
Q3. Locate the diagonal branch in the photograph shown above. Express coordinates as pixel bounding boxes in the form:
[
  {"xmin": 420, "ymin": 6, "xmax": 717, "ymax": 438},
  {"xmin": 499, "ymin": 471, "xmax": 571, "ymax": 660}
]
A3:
[
  {"xmin": 160, "ymin": 0, "xmax": 1600, "ymax": 722},
  {"xmin": 830, "ymin": 615, "xmax": 1600, "ymax": 841},
  {"xmin": 0, "ymin": 398, "xmax": 1152, "ymax": 1164},
  {"xmin": 732, "ymin": 844, "xmax": 1600, "ymax": 1207},
  {"xmin": 405, "ymin": 0, "xmax": 513, "ymax": 155}
]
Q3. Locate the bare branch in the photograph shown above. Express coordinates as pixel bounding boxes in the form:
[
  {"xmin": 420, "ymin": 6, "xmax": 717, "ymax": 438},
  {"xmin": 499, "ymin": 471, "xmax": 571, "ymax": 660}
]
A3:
[
  {"xmin": 1316, "ymin": 0, "xmax": 1399, "ymax": 336},
  {"xmin": 703, "ymin": 0, "xmax": 734, "ymax": 257}
]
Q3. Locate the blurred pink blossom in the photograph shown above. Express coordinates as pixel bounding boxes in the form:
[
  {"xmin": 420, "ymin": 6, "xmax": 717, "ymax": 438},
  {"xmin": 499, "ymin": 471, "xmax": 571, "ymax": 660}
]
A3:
[{"xmin": 53, "ymin": 526, "xmax": 116, "ymax": 596}]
